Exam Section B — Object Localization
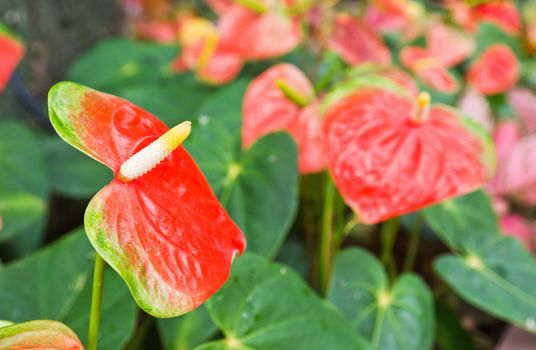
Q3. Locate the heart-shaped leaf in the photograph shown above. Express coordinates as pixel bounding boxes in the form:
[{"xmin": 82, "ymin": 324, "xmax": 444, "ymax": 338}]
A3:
[
  {"xmin": 67, "ymin": 39, "xmax": 178, "ymax": 92},
  {"xmin": 0, "ymin": 228, "xmax": 137, "ymax": 350},
  {"xmin": 327, "ymin": 248, "xmax": 435, "ymax": 350},
  {"xmin": 0, "ymin": 120, "xmax": 48, "ymax": 255},
  {"xmin": 43, "ymin": 136, "xmax": 112, "ymax": 198},
  {"xmin": 0, "ymin": 320, "xmax": 83, "ymax": 349},
  {"xmin": 435, "ymin": 234, "xmax": 536, "ymax": 333},
  {"xmin": 197, "ymin": 253, "xmax": 371, "ymax": 350},
  {"xmin": 323, "ymin": 87, "xmax": 494, "ymax": 224},
  {"xmin": 0, "ymin": 192, "xmax": 45, "ymax": 242},
  {"xmin": 157, "ymin": 306, "xmax": 218, "ymax": 350},
  {"xmin": 49, "ymin": 81, "xmax": 245, "ymax": 317},
  {"xmin": 186, "ymin": 80, "xmax": 299, "ymax": 258},
  {"xmin": 422, "ymin": 190, "xmax": 499, "ymax": 249}
]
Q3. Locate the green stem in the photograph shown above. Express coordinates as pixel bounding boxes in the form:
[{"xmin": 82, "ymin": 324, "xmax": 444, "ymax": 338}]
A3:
[
  {"xmin": 319, "ymin": 175, "xmax": 336, "ymax": 294},
  {"xmin": 233, "ymin": 0, "xmax": 267, "ymax": 14},
  {"xmin": 276, "ymin": 79, "xmax": 311, "ymax": 107},
  {"xmin": 403, "ymin": 215, "xmax": 422, "ymax": 272},
  {"xmin": 380, "ymin": 218, "xmax": 400, "ymax": 280},
  {"xmin": 88, "ymin": 254, "xmax": 106, "ymax": 350}
]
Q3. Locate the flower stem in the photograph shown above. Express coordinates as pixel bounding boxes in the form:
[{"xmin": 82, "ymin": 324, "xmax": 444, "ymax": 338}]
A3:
[
  {"xmin": 380, "ymin": 218, "xmax": 400, "ymax": 280},
  {"xmin": 88, "ymin": 253, "xmax": 106, "ymax": 350},
  {"xmin": 319, "ymin": 175, "xmax": 336, "ymax": 294},
  {"xmin": 403, "ymin": 215, "xmax": 422, "ymax": 272}
]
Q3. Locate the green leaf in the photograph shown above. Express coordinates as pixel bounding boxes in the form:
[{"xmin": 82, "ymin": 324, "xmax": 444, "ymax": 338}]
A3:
[
  {"xmin": 158, "ymin": 305, "xmax": 218, "ymax": 350},
  {"xmin": 118, "ymin": 74, "xmax": 212, "ymax": 126},
  {"xmin": 435, "ymin": 301, "xmax": 477, "ymax": 350},
  {"xmin": 43, "ymin": 136, "xmax": 112, "ymax": 198},
  {"xmin": 0, "ymin": 228, "xmax": 137, "ymax": 350},
  {"xmin": 67, "ymin": 39, "xmax": 178, "ymax": 92},
  {"xmin": 198, "ymin": 253, "xmax": 370, "ymax": 350},
  {"xmin": 186, "ymin": 80, "xmax": 299, "ymax": 258},
  {"xmin": 0, "ymin": 192, "xmax": 45, "ymax": 242},
  {"xmin": 475, "ymin": 23, "xmax": 523, "ymax": 58},
  {"xmin": 421, "ymin": 190, "xmax": 499, "ymax": 250},
  {"xmin": 328, "ymin": 248, "xmax": 435, "ymax": 350},
  {"xmin": 0, "ymin": 120, "xmax": 48, "ymax": 255},
  {"xmin": 435, "ymin": 234, "xmax": 536, "ymax": 333}
]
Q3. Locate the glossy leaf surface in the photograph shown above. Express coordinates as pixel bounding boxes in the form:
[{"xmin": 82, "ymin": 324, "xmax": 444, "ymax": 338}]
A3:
[
  {"xmin": 0, "ymin": 229, "xmax": 137, "ymax": 350},
  {"xmin": 435, "ymin": 235, "xmax": 536, "ymax": 333},
  {"xmin": 198, "ymin": 253, "xmax": 371, "ymax": 350},
  {"xmin": 328, "ymin": 248, "xmax": 435, "ymax": 350}
]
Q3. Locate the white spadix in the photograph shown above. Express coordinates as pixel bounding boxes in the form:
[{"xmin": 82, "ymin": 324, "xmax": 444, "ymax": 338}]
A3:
[{"xmin": 118, "ymin": 121, "xmax": 192, "ymax": 182}]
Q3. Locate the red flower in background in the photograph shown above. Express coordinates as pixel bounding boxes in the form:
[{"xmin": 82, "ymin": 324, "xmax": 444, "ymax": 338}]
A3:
[
  {"xmin": 242, "ymin": 63, "xmax": 327, "ymax": 174},
  {"xmin": 0, "ymin": 23, "xmax": 24, "ymax": 93},
  {"xmin": 326, "ymin": 13, "xmax": 391, "ymax": 66},
  {"xmin": 445, "ymin": 0, "xmax": 521, "ymax": 35},
  {"xmin": 467, "ymin": 44, "xmax": 519, "ymax": 95},
  {"xmin": 323, "ymin": 88, "xmax": 494, "ymax": 224},
  {"xmin": 172, "ymin": 17, "xmax": 242, "ymax": 85},
  {"xmin": 400, "ymin": 21, "xmax": 474, "ymax": 93},
  {"xmin": 218, "ymin": 0, "xmax": 302, "ymax": 60}
]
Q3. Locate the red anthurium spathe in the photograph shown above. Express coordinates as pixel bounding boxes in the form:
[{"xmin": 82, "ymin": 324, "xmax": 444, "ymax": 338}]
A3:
[
  {"xmin": 48, "ymin": 82, "xmax": 246, "ymax": 317},
  {"xmin": 400, "ymin": 47, "xmax": 458, "ymax": 93},
  {"xmin": 218, "ymin": 1, "xmax": 301, "ymax": 60},
  {"xmin": 400, "ymin": 22, "xmax": 473, "ymax": 94},
  {"xmin": 172, "ymin": 17, "xmax": 243, "ymax": 85},
  {"xmin": 326, "ymin": 13, "xmax": 391, "ymax": 66},
  {"xmin": 472, "ymin": 2, "xmax": 521, "ymax": 35},
  {"xmin": 242, "ymin": 63, "xmax": 327, "ymax": 173},
  {"xmin": 467, "ymin": 44, "xmax": 519, "ymax": 95},
  {"xmin": 0, "ymin": 320, "xmax": 83, "ymax": 350},
  {"xmin": 323, "ymin": 89, "xmax": 494, "ymax": 224},
  {"xmin": 0, "ymin": 23, "xmax": 24, "ymax": 93}
]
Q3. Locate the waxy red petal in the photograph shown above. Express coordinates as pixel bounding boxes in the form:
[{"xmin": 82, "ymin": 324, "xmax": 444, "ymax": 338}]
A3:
[
  {"xmin": 0, "ymin": 320, "xmax": 83, "ymax": 350},
  {"xmin": 426, "ymin": 22, "xmax": 474, "ymax": 67},
  {"xmin": 0, "ymin": 26, "xmax": 24, "ymax": 93},
  {"xmin": 400, "ymin": 47, "xmax": 459, "ymax": 93},
  {"xmin": 49, "ymin": 82, "xmax": 246, "ymax": 317},
  {"xmin": 324, "ymin": 88, "xmax": 491, "ymax": 224},
  {"xmin": 327, "ymin": 14, "xmax": 391, "ymax": 66},
  {"xmin": 242, "ymin": 64, "xmax": 327, "ymax": 174},
  {"xmin": 473, "ymin": 2, "xmax": 521, "ymax": 35},
  {"xmin": 218, "ymin": 4, "xmax": 301, "ymax": 60},
  {"xmin": 467, "ymin": 44, "xmax": 519, "ymax": 95}
]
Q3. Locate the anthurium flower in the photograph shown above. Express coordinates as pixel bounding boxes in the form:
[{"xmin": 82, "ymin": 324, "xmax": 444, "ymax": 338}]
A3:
[
  {"xmin": 326, "ymin": 13, "xmax": 391, "ymax": 66},
  {"xmin": 242, "ymin": 63, "xmax": 327, "ymax": 173},
  {"xmin": 48, "ymin": 82, "xmax": 246, "ymax": 317},
  {"xmin": 472, "ymin": 2, "xmax": 521, "ymax": 35},
  {"xmin": 218, "ymin": 0, "xmax": 302, "ymax": 60},
  {"xmin": 467, "ymin": 44, "xmax": 519, "ymax": 95},
  {"xmin": 444, "ymin": 0, "xmax": 521, "ymax": 35},
  {"xmin": 348, "ymin": 64, "xmax": 419, "ymax": 98},
  {"xmin": 0, "ymin": 320, "xmax": 83, "ymax": 350},
  {"xmin": 172, "ymin": 17, "xmax": 243, "ymax": 85},
  {"xmin": 0, "ymin": 23, "xmax": 24, "ymax": 93},
  {"xmin": 400, "ymin": 22, "xmax": 473, "ymax": 94},
  {"xmin": 458, "ymin": 87, "xmax": 493, "ymax": 132},
  {"xmin": 364, "ymin": 0, "xmax": 423, "ymax": 33},
  {"xmin": 323, "ymin": 87, "xmax": 495, "ymax": 224},
  {"xmin": 400, "ymin": 47, "xmax": 458, "ymax": 93}
]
